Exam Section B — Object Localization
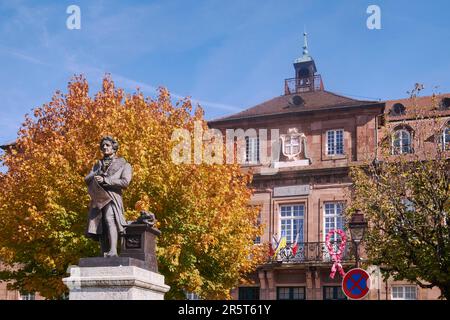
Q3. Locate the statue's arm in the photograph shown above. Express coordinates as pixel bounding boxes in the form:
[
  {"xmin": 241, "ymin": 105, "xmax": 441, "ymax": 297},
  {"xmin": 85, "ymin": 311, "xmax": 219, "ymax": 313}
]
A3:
[
  {"xmin": 103, "ymin": 163, "xmax": 132, "ymax": 188},
  {"xmin": 84, "ymin": 162, "xmax": 99, "ymax": 184}
]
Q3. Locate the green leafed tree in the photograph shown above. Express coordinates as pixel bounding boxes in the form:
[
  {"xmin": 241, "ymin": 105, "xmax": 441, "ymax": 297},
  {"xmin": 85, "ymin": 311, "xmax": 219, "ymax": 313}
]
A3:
[{"xmin": 349, "ymin": 92, "xmax": 450, "ymax": 299}]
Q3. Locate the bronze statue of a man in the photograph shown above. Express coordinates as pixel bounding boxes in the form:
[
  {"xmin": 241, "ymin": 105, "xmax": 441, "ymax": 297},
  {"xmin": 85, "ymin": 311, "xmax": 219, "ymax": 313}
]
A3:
[{"xmin": 85, "ymin": 136, "xmax": 132, "ymax": 257}]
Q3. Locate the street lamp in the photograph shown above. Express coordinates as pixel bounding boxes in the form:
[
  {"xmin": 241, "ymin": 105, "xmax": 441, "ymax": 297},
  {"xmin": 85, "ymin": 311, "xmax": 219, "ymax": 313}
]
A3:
[{"xmin": 348, "ymin": 209, "xmax": 368, "ymax": 268}]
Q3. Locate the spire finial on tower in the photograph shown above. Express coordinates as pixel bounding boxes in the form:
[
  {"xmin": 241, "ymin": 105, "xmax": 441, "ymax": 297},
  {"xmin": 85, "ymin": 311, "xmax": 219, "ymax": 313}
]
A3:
[
  {"xmin": 303, "ymin": 31, "xmax": 308, "ymax": 56},
  {"xmin": 294, "ymin": 31, "xmax": 312, "ymax": 63}
]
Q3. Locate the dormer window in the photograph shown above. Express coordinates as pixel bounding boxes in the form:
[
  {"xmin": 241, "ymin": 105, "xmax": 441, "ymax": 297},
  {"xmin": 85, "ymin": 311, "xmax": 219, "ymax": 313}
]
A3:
[
  {"xmin": 390, "ymin": 103, "xmax": 406, "ymax": 116},
  {"xmin": 441, "ymin": 98, "xmax": 450, "ymax": 110},
  {"xmin": 290, "ymin": 95, "xmax": 304, "ymax": 107},
  {"xmin": 392, "ymin": 128, "xmax": 413, "ymax": 154}
]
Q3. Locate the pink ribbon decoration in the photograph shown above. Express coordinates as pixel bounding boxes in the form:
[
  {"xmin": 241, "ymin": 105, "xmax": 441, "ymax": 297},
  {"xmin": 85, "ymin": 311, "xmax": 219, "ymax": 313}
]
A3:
[{"xmin": 325, "ymin": 229, "xmax": 347, "ymax": 279}]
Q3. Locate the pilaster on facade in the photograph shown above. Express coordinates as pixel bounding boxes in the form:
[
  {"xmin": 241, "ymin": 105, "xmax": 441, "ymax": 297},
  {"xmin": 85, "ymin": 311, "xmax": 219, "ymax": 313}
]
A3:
[
  {"xmin": 306, "ymin": 270, "xmax": 313, "ymax": 300},
  {"xmin": 266, "ymin": 270, "xmax": 276, "ymax": 300},
  {"xmin": 257, "ymin": 270, "xmax": 267, "ymax": 300},
  {"xmin": 314, "ymin": 270, "xmax": 321, "ymax": 300}
]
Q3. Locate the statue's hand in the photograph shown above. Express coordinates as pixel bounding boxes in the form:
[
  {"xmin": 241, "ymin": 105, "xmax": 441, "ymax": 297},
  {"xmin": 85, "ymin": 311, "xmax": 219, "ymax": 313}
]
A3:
[{"xmin": 94, "ymin": 175, "xmax": 105, "ymax": 184}]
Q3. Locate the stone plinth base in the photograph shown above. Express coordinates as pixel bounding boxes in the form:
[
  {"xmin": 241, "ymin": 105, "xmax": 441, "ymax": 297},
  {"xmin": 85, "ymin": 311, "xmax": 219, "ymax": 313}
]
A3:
[{"xmin": 63, "ymin": 257, "xmax": 170, "ymax": 300}]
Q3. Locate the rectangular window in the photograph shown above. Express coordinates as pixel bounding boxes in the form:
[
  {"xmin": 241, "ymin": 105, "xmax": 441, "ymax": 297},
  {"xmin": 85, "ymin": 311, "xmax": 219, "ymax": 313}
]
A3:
[
  {"xmin": 326, "ymin": 130, "xmax": 344, "ymax": 155},
  {"xmin": 245, "ymin": 136, "xmax": 259, "ymax": 164},
  {"xmin": 277, "ymin": 287, "xmax": 305, "ymax": 300},
  {"xmin": 254, "ymin": 212, "xmax": 262, "ymax": 244},
  {"xmin": 443, "ymin": 127, "xmax": 450, "ymax": 151},
  {"xmin": 323, "ymin": 286, "xmax": 347, "ymax": 300},
  {"xmin": 279, "ymin": 204, "xmax": 304, "ymax": 244},
  {"xmin": 323, "ymin": 202, "xmax": 345, "ymax": 261},
  {"xmin": 185, "ymin": 292, "xmax": 201, "ymax": 300},
  {"xmin": 238, "ymin": 287, "xmax": 260, "ymax": 300},
  {"xmin": 391, "ymin": 286, "xmax": 417, "ymax": 300},
  {"xmin": 324, "ymin": 202, "xmax": 345, "ymax": 241},
  {"xmin": 20, "ymin": 292, "xmax": 35, "ymax": 300}
]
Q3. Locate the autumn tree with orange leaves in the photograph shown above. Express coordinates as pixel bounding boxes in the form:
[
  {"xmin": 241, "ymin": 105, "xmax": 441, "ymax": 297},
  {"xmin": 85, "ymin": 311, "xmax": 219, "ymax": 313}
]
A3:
[{"xmin": 0, "ymin": 76, "xmax": 264, "ymax": 299}]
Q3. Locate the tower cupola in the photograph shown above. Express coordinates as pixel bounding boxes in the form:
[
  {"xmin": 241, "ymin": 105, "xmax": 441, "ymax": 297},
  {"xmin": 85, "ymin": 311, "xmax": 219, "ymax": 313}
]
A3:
[{"xmin": 285, "ymin": 32, "xmax": 323, "ymax": 94}]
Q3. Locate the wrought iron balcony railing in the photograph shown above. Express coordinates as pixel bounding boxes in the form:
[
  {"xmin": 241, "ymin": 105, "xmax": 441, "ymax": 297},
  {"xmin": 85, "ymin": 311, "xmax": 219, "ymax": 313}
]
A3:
[
  {"xmin": 268, "ymin": 241, "xmax": 355, "ymax": 264},
  {"xmin": 284, "ymin": 75, "xmax": 324, "ymax": 95}
]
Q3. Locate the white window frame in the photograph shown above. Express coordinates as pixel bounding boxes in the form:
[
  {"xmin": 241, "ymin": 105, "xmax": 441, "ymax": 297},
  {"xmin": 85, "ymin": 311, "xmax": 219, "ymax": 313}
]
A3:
[
  {"xmin": 326, "ymin": 129, "xmax": 344, "ymax": 156},
  {"xmin": 391, "ymin": 286, "xmax": 417, "ymax": 300},
  {"xmin": 442, "ymin": 125, "xmax": 450, "ymax": 151},
  {"xmin": 185, "ymin": 292, "xmax": 201, "ymax": 300},
  {"xmin": 279, "ymin": 204, "xmax": 304, "ymax": 244},
  {"xmin": 254, "ymin": 211, "xmax": 262, "ymax": 244},
  {"xmin": 20, "ymin": 292, "xmax": 35, "ymax": 300},
  {"xmin": 392, "ymin": 129, "xmax": 412, "ymax": 155},
  {"xmin": 245, "ymin": 136, "xmax": 259, "ymax": 164},
  {"xmin": 323, "ymin": 202, "xmax": 345, "ymax": 242}
]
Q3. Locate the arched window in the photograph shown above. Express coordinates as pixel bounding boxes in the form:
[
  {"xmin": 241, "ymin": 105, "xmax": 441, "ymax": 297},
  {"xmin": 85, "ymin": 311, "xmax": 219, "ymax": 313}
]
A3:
[
  {"xmin": 392, "ymin": 129, "xmax": 412, "ymax": 154},
  {"xmin": 298, "ymin": 68, "xmax": 310, "ymax": 78}
]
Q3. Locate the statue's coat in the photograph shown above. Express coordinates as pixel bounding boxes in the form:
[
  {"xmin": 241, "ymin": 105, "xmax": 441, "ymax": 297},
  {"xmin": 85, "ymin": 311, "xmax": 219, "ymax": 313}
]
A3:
[{"xmin": 85, "ymin": 157, "xmax": 132, "ymax": 238}]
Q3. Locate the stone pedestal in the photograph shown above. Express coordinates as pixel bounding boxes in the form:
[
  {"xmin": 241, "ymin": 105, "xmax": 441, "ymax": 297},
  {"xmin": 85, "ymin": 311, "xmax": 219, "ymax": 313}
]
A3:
[
  {"xmin": 63, "ymin": 257, "xmax": 170, "ymax": 300},
  {"xmin": 121, "ymin": 224, "xmax": 160, "ymax": 272}
]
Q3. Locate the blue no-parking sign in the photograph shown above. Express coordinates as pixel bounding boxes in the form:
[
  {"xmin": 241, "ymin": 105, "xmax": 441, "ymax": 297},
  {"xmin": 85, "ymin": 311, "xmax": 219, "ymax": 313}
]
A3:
[{"xmin": 342, "ymin": 268, "xmax": 370, "ymax": 300}]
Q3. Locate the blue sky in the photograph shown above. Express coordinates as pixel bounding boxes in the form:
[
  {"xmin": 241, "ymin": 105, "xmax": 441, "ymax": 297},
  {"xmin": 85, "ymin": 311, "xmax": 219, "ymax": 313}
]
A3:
[{"xmin": 0, "ymin": 0, "xmax": 449, "ymax": 144}]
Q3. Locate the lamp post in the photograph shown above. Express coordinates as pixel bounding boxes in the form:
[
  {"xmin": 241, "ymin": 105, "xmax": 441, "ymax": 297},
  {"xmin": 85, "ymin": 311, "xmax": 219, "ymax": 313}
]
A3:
[{"xmin": 348, "ymin": 209, "xmax": 368, "ymax": 269}]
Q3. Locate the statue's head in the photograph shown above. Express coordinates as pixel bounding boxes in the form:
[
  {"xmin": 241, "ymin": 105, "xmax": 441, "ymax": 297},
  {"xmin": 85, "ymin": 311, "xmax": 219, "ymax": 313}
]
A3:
[{"xmin": 99, "ymin": 136, "xmax": 119, "ymax": 157}]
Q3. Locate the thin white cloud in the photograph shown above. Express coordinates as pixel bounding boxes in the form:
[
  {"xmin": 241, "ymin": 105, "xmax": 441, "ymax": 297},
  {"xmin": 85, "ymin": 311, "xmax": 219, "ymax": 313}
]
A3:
[
  {"xmin": 111, "ymin": 72, "xmax": 243, "ymax": 113},
  {"xmin": 0, "ymin": 46, "xmax": 49, "ymax": 66},
  {"xmin": 174, "ymin": 94, "xmax": 243, "ymax": 113},
  {"xmin": 1, "ymin": 1, "xmax": 246, "ymax": 116},
  {"xmin": 64, "ymin": 60, "xmax": 243, "ymax": 113}
]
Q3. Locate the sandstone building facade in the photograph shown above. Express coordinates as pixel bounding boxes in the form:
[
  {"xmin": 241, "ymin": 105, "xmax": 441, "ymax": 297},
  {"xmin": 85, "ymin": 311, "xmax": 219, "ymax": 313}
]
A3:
[{"xmin": 208, "ymin": 34, "xmax": 448, "ymax": 300}]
